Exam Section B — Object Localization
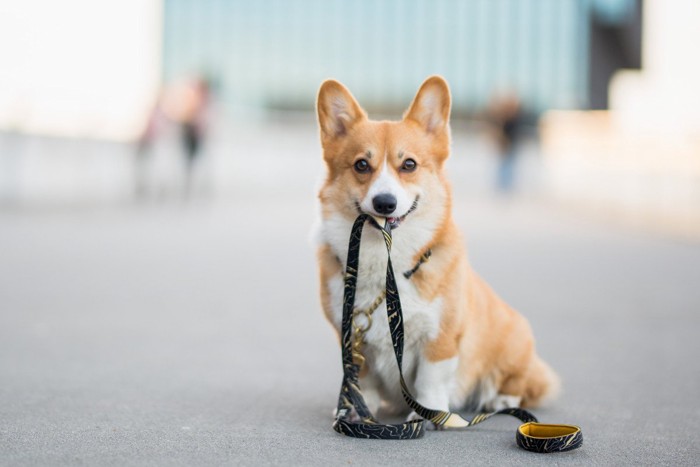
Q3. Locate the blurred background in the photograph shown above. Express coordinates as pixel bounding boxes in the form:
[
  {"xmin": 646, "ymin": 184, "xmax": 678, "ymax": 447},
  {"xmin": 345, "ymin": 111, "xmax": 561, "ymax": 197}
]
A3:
[
  {"xmin": 1, "ymin": 0, "xmax": 697, "ymax": 235},
  {"xmin": 1, "ymin": 1, "xmax": 700, "ymax": 463}
]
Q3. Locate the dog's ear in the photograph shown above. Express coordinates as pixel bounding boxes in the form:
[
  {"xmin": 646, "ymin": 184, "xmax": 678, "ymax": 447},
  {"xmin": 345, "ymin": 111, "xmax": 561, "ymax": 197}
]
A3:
[
  {"xmin": 403, "ymin": 76, "xmax": 451, "ymax": 136},
  {"xmin": 317, "ymin": 80, "xmax": 366, "ymax": 140}
]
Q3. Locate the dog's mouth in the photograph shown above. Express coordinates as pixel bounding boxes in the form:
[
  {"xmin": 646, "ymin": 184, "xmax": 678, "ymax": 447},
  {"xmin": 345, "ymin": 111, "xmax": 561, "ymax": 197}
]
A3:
[{"xmin": 355, "ymin": 196, "xmax": 419, "ymax": 230}]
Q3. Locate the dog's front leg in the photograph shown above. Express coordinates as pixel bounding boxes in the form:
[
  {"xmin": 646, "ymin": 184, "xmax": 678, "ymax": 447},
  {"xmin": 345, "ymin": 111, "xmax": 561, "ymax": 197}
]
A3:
[
  {"xmin": 334, "ymin": 372, "xmax": 382, "ymax": 422},
  {"xmin": 358, "ymin": 373, "xmax": 382, "ymax": 415},
  {"xmin": 406, "ymin": 355, "xmax": 458, "ymax": 429}
]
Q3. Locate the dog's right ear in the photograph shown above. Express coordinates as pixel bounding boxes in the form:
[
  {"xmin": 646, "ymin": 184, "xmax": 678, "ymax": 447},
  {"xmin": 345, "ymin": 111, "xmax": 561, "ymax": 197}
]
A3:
[{"xmin": 317, "ymin": 80, "xmax": 366, "ymax": 140}]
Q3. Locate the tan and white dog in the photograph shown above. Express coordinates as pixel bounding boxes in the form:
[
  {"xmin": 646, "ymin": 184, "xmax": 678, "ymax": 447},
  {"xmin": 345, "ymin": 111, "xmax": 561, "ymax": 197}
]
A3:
[{"xmin": 315, "ymin": 76, "xmax": 559, "ymax": 423}]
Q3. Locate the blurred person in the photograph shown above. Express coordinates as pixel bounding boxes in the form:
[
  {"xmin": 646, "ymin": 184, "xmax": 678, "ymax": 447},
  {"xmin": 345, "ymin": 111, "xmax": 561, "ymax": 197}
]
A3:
[
  {"xmin": 486, "ymin": 93, "xmax": 523, "ymax": 193},
  {"xmin": 163, "ymin": 77, "xmax": 212, "ymax": 199},
  {"xmin": 136, "ymin": 76, "xmax": 213, "ymax": 201}
]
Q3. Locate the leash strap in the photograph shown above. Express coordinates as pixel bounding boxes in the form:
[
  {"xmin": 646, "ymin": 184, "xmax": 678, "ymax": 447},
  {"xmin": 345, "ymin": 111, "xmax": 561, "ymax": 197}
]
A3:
[{"xmin": 332, "ymin": 214, "xmax": 582, "ymax": 452}]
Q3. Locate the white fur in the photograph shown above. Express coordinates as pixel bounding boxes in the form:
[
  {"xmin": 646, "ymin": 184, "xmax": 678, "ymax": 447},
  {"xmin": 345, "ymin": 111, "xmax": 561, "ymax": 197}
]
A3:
[
  {"xmin": 318, "ymin": 182, "xmax": 526, "ymax": 416},
  {"xmin": 359, "ymin": 161, "xmax": 414, "ymax": 218},
  {"xmin": 320, "ymin": 189, "xmax": 451, "ymax": 413},
  {"xmin": 412, "ymin": 87, "xmax": 446, "ymax": 133},
  {"xmin": 413, "ymin": 356, "xmax": 458, "ymax": 411},
  {"xmin": 315, "ymin": 141, "xmax": 462, "ymax": 413},
  {"xmin": 485, "ymin": 394, "xmax": 522, "ymax": 411},
  {"xmin": 316, "ymin": 77, "xmax": 538, "ymax": 418},
  {"xmin": 322, "ymin": 217, "xmax": 523, "ymax": 417},
  {"xmin": 452, "ymin": 377, "xmax": 522, "ymax": 412}
]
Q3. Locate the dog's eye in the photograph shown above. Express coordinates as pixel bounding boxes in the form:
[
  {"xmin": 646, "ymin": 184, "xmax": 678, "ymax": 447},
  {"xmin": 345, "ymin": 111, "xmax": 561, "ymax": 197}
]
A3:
[
  {"xmin": 400, "ymin": 158, "xmax": 417, "ymax": 172},
  {"xmin": 353, "ymin": 159, "xmax": 371, "ymax": 173}
]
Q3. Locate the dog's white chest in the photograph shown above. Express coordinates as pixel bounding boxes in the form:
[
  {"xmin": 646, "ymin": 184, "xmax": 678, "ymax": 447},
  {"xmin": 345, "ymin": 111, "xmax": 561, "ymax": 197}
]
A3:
[{"xmin": 321, "ymin": 215, "xmax": 443, "ymax": 394}]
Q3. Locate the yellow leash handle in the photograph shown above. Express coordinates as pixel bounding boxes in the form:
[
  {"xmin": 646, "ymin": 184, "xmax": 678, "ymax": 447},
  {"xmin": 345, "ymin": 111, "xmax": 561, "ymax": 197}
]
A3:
[{"xmin": 517, "ymin": 423, "xmax": 582, "ymax": 453}]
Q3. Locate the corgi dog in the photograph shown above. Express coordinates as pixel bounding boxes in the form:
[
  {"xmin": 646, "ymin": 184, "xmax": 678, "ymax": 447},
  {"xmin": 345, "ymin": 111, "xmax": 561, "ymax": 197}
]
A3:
[{"xmin": 315, "ymin": 76, "xmax": 559, "ymax": 423}]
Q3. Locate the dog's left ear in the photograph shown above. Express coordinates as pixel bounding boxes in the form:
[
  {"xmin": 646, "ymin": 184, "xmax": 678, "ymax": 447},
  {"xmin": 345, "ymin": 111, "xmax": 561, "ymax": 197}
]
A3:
[{"xmin": 403, "ymin": 76, "xmax": 451, "ymax": 136}]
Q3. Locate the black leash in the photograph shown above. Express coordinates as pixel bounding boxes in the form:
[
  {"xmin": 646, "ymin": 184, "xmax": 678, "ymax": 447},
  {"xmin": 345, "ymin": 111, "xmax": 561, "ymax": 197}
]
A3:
[{"xmin": 332, "ymin": 214, "xmax": 582, "ymax": 453}]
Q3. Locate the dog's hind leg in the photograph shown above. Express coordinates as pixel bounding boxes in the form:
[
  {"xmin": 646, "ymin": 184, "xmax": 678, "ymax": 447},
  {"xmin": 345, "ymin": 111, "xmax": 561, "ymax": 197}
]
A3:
[
  {"xmin": 496, "ymin": 355, "xmax": 560, "ymax": 409},
  {"xmin": 483, "ymin": 393, "xmax": 522, "ymax": 411}
]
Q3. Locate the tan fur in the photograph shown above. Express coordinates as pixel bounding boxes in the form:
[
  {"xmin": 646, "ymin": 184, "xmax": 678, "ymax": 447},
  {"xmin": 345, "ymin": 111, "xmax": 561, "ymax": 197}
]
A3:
[
  {"xmin": 316, "ymin": 76, "xmax": 559, "ymax": 411},
  {"xmin": 317, "ymin": 244, "xmax": 341, "ymax": 338}
]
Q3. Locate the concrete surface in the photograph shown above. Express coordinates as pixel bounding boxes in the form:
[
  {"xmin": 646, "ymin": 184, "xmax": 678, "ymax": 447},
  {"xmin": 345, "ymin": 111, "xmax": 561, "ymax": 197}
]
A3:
[{"xmin": 1, "ymin": 121, "xmax": 699, "ymax": 465}]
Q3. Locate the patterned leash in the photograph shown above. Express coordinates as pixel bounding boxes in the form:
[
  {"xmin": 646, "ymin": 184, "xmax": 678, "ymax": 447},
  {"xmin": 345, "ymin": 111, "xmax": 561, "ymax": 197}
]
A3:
[{"xmin": 332, "ymin": 214, "xmax": 582, "ymax": 453}]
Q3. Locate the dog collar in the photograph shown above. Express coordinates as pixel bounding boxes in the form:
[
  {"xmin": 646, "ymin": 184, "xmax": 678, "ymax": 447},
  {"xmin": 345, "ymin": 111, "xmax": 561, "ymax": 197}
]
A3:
[{"xmin": 333, "ymin": 249, "xmax": 432, "ymax": 280}]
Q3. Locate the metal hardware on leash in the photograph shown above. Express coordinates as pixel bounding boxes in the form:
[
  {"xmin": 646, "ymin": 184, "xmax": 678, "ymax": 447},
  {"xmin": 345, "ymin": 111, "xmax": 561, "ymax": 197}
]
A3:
[{"xmin": 351, "ymin": 290, "xmax": 386, "ymax": 370}]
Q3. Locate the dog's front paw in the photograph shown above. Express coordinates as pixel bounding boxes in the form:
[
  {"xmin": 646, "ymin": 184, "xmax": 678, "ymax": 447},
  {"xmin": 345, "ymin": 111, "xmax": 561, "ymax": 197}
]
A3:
[
  {"xmin": 406, "ymin": 411, "xmax": 443, "ymax": 431},
  {"xmin": 333, "ymin": 407, "xmax": 361, "ymax": 423}
]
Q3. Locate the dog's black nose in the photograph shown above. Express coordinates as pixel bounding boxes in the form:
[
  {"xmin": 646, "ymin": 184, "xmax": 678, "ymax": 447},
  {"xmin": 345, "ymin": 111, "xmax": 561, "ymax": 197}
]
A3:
[{"xmin": 372, "ymin": 193, "xmax": 397, "ymax": 215}]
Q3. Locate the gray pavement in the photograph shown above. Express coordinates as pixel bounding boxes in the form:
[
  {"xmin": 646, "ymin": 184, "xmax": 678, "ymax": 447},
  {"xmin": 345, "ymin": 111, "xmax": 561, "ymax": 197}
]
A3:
[{"xmin": 1, "ymin": 122, "xmax": 700, "ymax": 465}]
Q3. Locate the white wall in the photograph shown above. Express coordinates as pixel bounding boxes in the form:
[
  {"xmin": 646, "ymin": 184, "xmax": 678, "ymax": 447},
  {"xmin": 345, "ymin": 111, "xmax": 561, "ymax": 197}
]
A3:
[{"xmin": 0, "ymin": 0, "xmax": 162, "ymax": 141}]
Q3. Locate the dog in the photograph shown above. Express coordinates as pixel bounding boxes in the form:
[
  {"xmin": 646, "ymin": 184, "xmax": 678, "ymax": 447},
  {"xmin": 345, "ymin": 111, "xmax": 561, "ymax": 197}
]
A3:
[{"xmin": 315, "ymin": 76, "xmax": 559, "ymax": 424}]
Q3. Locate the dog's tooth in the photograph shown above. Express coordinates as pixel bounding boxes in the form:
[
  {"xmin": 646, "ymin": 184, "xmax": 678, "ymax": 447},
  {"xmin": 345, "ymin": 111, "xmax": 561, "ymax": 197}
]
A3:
[{"xmin": 372, "ymin": 215, "xmax": 385, "ymax": 226}]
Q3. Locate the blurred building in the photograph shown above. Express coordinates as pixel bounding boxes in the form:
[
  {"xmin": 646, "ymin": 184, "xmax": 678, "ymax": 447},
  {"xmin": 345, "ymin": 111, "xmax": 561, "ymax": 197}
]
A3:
[
  {"xmin": 0, "ymin": 0, "xmax": 642, "ymax": 139},
  {"xmin": 7, "ymin": 0, "xmax": 700, "ymax": 238},
  {"xmin": 541, "ymin": 0, "xmax": 700, "ymax": 237},
  {"xmin": 163, "ymin": 0, "xmax": 641, "ymax": 117}
]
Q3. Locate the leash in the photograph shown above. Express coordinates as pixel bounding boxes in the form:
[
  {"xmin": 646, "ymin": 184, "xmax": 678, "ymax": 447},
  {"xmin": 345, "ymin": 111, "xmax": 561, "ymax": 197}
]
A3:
[{"xmin": 332, "ymin": 213, "xmax": 582, "ymax": 453}]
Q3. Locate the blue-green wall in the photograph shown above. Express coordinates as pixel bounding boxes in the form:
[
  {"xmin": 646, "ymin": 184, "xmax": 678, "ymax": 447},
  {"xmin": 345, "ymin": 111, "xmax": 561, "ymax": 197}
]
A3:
[{"xmin": 163, "ymin": 0, "xmax": 635, "ymax": 115}]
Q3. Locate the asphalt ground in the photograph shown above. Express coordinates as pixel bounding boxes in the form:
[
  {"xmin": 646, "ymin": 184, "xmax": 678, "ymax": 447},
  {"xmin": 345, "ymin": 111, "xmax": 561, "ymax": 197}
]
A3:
[{"xmin": 1, "ymin": 122, "xmax": 699, "ymax": 465}]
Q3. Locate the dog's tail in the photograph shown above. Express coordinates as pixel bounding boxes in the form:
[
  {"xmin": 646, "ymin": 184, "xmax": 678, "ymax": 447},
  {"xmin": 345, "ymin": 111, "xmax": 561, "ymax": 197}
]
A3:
[{"xmin": 522, "ymin": 356, "xmax": 561, "ymax": 408}]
